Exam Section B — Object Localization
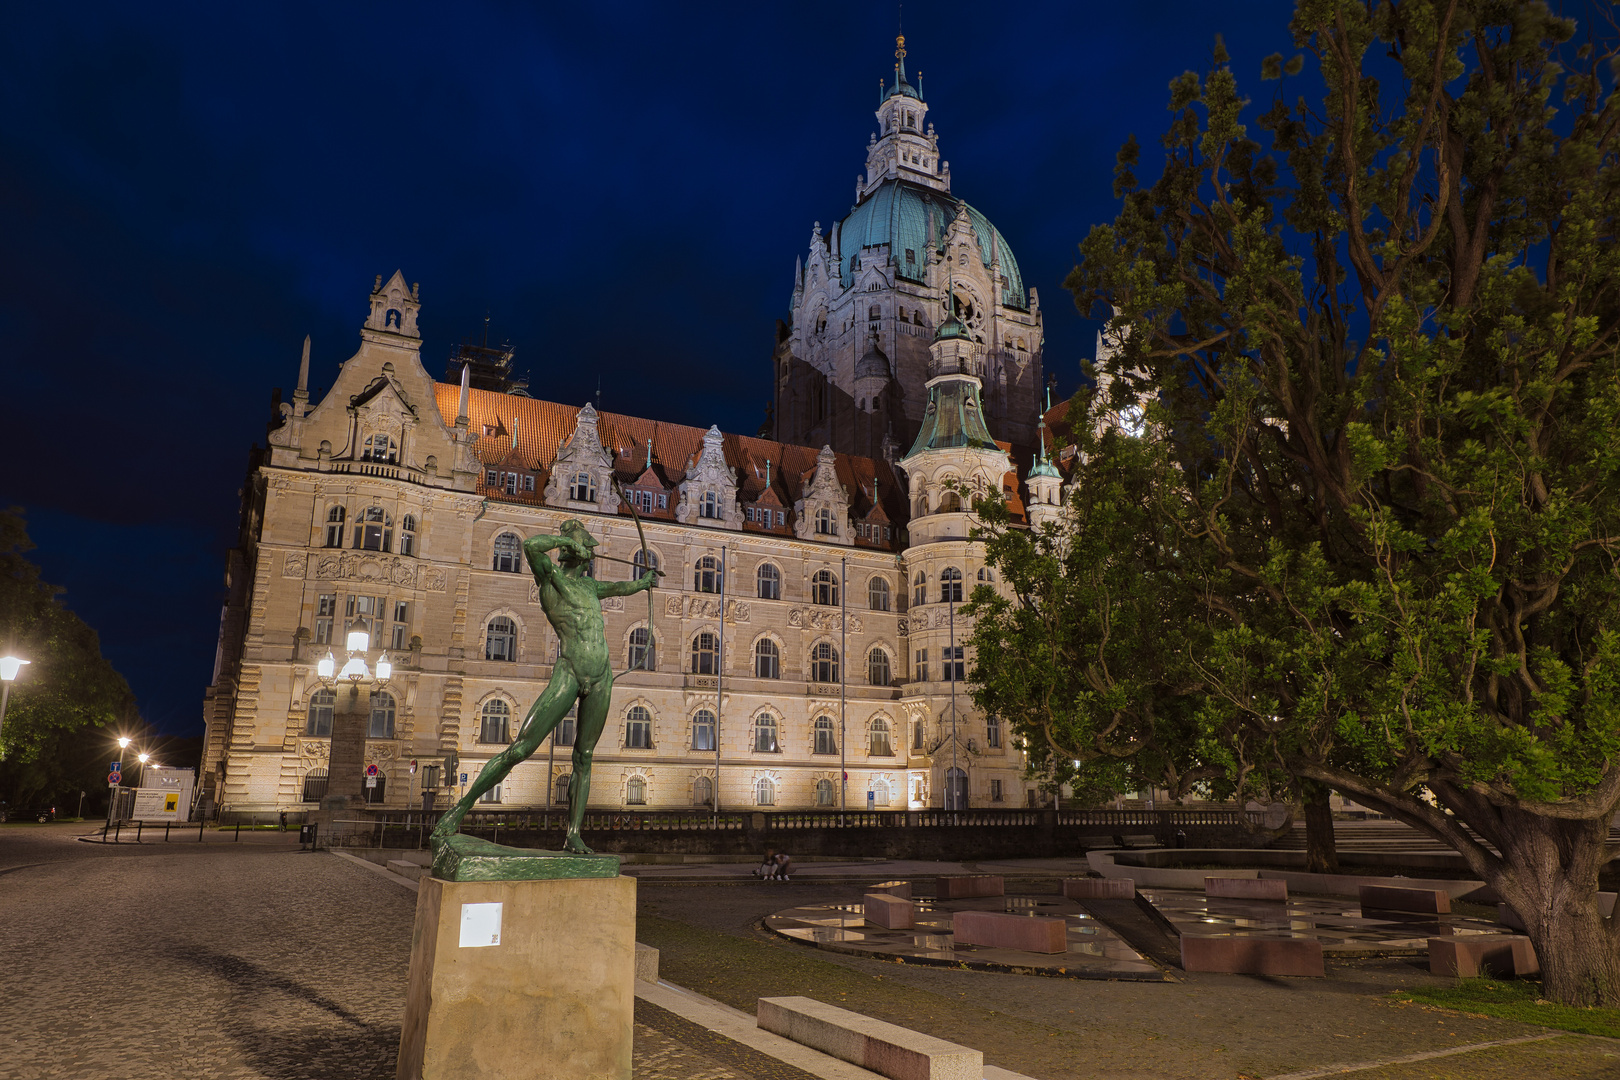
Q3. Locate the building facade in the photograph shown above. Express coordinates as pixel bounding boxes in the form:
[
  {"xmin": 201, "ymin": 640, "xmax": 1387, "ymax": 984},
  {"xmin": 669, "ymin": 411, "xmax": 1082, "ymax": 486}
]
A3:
[{"xmin": 200, "ymin": 44, "xmax": 1053, "ymax": 818}]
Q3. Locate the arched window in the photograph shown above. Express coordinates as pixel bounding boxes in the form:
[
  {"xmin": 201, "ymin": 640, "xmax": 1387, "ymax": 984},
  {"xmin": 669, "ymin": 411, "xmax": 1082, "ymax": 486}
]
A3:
[
  {"xmin": 628, "ymin": 627, "xmax": 655, "ymax": 671},
  {"xmin": 700, "ymin": 491, "xmax": 721, "ymax": 519},
  {"xmin": 868, "ymin": 647, "xmax": 892, "ymax": 686},
  {"xmin": 813, "ymin": 716, "xmax": 837, "ymax": 755},
  {"xmin": 756, "ymin": 777, "xmax": 776, "ymax": 806},
  {"xmin": 355, "ymin": 506, "xmax": 393, "ymax": 552},
  {"xmin": 912, "ymin": 571, "xmax": 927, "ymax": 606},
  {"xmin": 306, "ymin": 689, "xmax": 335, "ymax": 737},
  {"xmin": 913, "ymin": 718, "xmax": 925, "ymax": 750},
  {"xmin": 554, "ymin": 772, "xmax": 572, "ymax": 805},
  {"xmin": 694, "ymin": 555, "xmax": 722, "ymax": 593},
  {"xmin": 301, "ymin": 768, "xmax": 329, "ymax": 802},
  {"xmin": 940, "ymin": 567, "xmax": 963, "ymax": 603},
  {"xmin": 754, "ymin": 713, "xmax": 779, "ymax": 753},
  {"xmin": 362, "ymin": 433, "xmax": 396, "ymax": 463},
  {"xmin": 815, "ymin": 778, "xmax": 836, "ymax": 806},
  {"xmin": 754, "ymin": 639, "xmax": 780, "ymax": 679},
  {"xmin": 987, "ymin": 714, "xmax": 1002, "ymax": 749},
  {"xmin": 626, "ymin": 706, "xmax": 653, "ymax": 749},
  {"xmin": 368, "ymin": 691, "xmax": 396, "ymax": 739},
  {"xmin": 691, "ymin": 632, "xmax": 718, "ymax": 675},
  {"xmin": 811, "ymin": 569, "xmax": 838, "ymax": 606},
  {"xmin": 493, "ymin": 532, "xmax": 523, "ymax": 573},
  {"xmin": 569, "ymin": 473, "xmax": 597, "ymax": 502},
  {"xmin": 555, "ymin": 704, "xmax": 577, "ymax": 747},
  {"xmin": 810, "ymin": 642, "xmax": 839, "ymax": 683},
  {"xmin": 757, "ymin": 563, "xmax": 781, "ymax": 600},
  {"xmin": 867, "ymin": 577, "xmax": 891, "ymax": 611},
  {"xmin": 870, "ymin": 778, "xmax": 892, "ymax": 806},
  {"xmin": 939, "ymin": 491, "xmax": 963, "ymax": 513},
  {"xmin": 692, "ymin": 709, "xmax": 716, "ymax": 751},
  {"xmin": 977, "ymin": 567, "xmax": 995, "ymax": 582},
  {"xmin": 626, "ymin": 776, "xmax": 647, "ymax": 805},
  {"xmin": 693, "ymin": 775, "xmax": 714, "ymax": 807},
  {"xmin": 486, "ymin": 616, "xmax": 517, "ymax": 661},
  {"xmin": 633, "ymin": 548, "xmax": 659, "ymax": 576},
  {"xmin": 869, "ymin": 718, "xmax": 893, "ymax": 756},
  {"xmin": 324, "ymin": 506, "xmax": 346, "ymax": 548},
  {"xmin": 480, "ymin": 700, "xmax": 511, "ymax": 744},
  {"xmin": 815, "ymin": 507, "xmax": 836, "ymax": 536},
  {"xmin": 399, "ymin": 514, "xmax": 417, "ymax": 557}
]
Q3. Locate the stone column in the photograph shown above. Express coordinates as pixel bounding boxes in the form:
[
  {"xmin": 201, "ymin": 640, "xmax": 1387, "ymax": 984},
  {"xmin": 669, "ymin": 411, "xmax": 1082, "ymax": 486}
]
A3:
[{"xmin": 325, "ymin": 684, "xmax": 368, "ymax": 807}]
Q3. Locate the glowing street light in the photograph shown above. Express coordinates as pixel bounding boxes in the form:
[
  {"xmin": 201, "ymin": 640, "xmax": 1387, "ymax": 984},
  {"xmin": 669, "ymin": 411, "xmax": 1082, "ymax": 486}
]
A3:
[{"xmin": 0, "ymin": 655, "xmax": 29, "ymax": 760}]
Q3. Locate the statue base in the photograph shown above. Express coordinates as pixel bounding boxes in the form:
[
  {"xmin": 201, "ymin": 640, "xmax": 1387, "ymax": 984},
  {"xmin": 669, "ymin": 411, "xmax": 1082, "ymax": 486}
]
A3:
[
  {"xmin": 395, "ymin": 873, "xmax": 636, "ymax": 1080},
  {"xmin": 429, "ymin": 833, "xmax": 620, "ymax": 882}
]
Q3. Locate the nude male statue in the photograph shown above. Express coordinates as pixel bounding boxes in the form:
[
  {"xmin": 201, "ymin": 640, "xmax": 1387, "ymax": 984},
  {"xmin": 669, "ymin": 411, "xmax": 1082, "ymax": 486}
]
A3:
[{"xmin": 431, "ymin": 519, "xmax": 656, "ymax": 854}]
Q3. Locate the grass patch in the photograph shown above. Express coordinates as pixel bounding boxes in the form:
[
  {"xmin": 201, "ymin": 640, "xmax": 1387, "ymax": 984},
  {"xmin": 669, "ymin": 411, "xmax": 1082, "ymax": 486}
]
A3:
[{"xmin": 1394, "ymin": 979, "xmax": 1620, "ymax": 1038}]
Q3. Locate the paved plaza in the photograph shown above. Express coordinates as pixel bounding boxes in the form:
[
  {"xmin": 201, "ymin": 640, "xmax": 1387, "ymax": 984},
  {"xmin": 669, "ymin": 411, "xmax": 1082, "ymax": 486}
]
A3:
[{"xmin": 2, "ymin": 825, "xmax": 1619, "ymax": 1079}]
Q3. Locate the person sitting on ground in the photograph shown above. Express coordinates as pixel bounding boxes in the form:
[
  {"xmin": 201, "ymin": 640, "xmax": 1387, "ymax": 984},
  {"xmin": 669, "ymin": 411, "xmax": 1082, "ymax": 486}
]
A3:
[
  {"xmin": 754, "ymin": 848, "xmax": 778, "ymax": 879},
  {"xmin": 769, "ymin": 850, "xmax": 792, "ymax": 881}
]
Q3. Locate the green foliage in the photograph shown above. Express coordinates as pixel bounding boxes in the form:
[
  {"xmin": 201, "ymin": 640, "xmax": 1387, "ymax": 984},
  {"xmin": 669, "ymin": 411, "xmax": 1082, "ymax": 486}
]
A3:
[
  {"xmin": 0, "ymin": 509, "xmax": 135, "ymax": 803},
  {"xmin": 1393, "ymin": 981, "xmax": 1620, "ymax": 1038}
]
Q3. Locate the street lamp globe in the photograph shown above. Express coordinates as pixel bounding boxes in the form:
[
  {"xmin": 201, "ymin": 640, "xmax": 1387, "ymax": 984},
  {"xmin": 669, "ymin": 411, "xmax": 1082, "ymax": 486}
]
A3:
[
  {"xmin": 0, "ymin": 656, "xmax": 29, "ymax": 682},
  {"xmin": 346, "ymin": 617, "xmax": 370, "ymax": 653},
  {"xmin": 340, "ymin": 655, "xmax": 369, "ymax": 682},
  {"xmin": 375, "ymin": 653, "xmax": 392, "ymax": 683},
  {"xmin": 137, "ymin": 752, "xmax": 150, "ymax": 764},
  {"xmin": 316, "ymin": 652, "xmax": 336, "ymax": 680},
  {"xmin": 117, "ymin": 736, "xmax": 132, "ymax": 750}
]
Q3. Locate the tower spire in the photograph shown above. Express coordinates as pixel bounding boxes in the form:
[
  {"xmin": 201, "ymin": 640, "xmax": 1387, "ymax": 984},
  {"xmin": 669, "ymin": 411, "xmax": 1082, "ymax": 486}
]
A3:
[
  {"xmin": 455, "ymin": 361, "xmax": 470, "ymax": 427},
  {"xmin": 294, "ymin": 334, "xmax": 311, "ymax": 411}
]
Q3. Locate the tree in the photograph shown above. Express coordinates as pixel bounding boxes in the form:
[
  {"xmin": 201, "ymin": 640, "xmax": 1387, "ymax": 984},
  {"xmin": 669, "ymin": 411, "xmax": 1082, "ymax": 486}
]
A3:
[
  {"xmin": 0, "ymin": 509, "xmax": 136, "ymax": 806},
  {"xmin": 1064, "ymin": 1, "xmax": 1620, "ymax": 1004}
]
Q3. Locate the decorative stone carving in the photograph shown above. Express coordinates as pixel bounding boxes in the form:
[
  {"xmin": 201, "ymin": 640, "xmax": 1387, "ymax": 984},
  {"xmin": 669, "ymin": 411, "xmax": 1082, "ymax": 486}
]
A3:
[
  {"xmin": 725, "ymin": 600, "xmax": 750, "ymax": 623},
  {"xmin": 420, "ymin": 566, "xmax": 448, "ymax": 592},
  {"xmin": 602, "ymin": 596, "xmax": 625, "ymax": 612},
  {"xmin": 282, "ymin": 552, "xmax": 308, "ymax": 579},
  {"xmin": 316, "ymin": 555, "xmax": 341, "ymax": 579},
  {"xmin": 311, "ymin": 553, "xmax": 435, "ymax": 590},
  {"xmin": 788, "ymin": 609, "xmax": 805, "ymax": 628},
  {"xmin": 675, "ymin": 426, "xmax": 743, "ymax": 528},
  {"xmin": 848, "ymin": 616, "xmax": 863, "ymax": 634},
  {"xmin": 666, "ymin": 596, "xmax": 685, "ymax": 617},
  {"xmin": 897, "ymin": 618, "xmax": 908, "ymax": 636},
  {"xmin": 792, "ymin": 446, "xmax": 852, "ymax": 544},
  {"xmin": 298, "ymin": 739, "xmax": 330, "ymax": 763},
  {"xmin": 542, "ymin": 403, "xmax": 621, "ymax": 514},
  {"xmin": 365, "ymin": 743, "xmax": 401, "ymax": 764}
]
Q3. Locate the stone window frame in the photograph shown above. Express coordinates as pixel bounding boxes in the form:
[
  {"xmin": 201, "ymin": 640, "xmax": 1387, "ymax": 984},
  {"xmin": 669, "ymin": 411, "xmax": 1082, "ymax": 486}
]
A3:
[
  {"xmin": 305, "ymin": 688, "xmax": 336, "ymax": 737},
  {"xmin": 812, "ymin": 715, "xmax": 837, "ymax": 756},
  {"xmin": 483, "ymin": 610, "xmax": 525, "ymax": 662},
  {"xmin": 752, "ymin": 634, "xmax": 782, "ymax": 680},
  {"xmin": 690, "ymin": 629, "xmax": 720, "ymax": 675},
  {"xmin": 867, "ymin": 714, "xmax": 895, "ymax": 758},
  {"xmin": 809, "ymin": 639, "xmax": 840, "ymax": 683},
  {"xmin": 624, "ymin": 703, "xmax": 656, "ymax": 750},
  {"xmin": 477, "ymin": 694, "xmax": 516, "ymax": 745},
  {"xmin": 751, "ymin": 709, "xmax": 781, "ymax": 754},
  {"xmin": 756, "ymin": 561, "xmax": 782, "ymax": 600},
  {"xmin": 867, "ymin": 576, "xmax": 892, "ymax": 612},
  {"xmin": 867, "ymin": 645, "xmax": 894, "ymax": 687},
  {"xmin": 492, "ymin": 531, "xmax": 524, "ymax": 573},
  {"xmin": 810, "ymin": 568, "xmax": 839, "ymax": 607},
  {"xmin": 690, "ymin": 708, "xmax": 717, "ymax": 752},
  {"xmin": 367, "ymin": 690, "xmax": 397, "ymax": 739}
]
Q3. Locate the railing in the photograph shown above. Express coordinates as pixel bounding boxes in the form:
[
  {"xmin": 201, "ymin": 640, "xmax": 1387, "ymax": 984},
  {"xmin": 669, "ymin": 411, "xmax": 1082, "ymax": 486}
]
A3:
[{"xmin": 1057, "ymin": 808, "xmax": 1265, "ymax": 827}]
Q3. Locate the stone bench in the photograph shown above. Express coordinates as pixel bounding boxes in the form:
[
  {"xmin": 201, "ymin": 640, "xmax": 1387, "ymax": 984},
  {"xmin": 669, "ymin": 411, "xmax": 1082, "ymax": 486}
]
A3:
[
  {"xmin": 1359, "ymin": 884, "xmax": 1451, "ymax": 914},
  {"xmin": 1205, "ymin": 877, "xmax": 1287, "ymax": 901},
  {"xmin": 870, "ymin": 880, "xmax": 912, "ymax": 899},
  {"xmin": 635, "ymin": 942, "xmax": 659, "ymax": 983},
  {"xmin": 1063, "ymin": 877, "xmax": 1135, "ymax": 900},
  {"xmin": 758, "ymin": 996, "xmax": 983, "ymax": 1080},
  {"xmin": 935, "ymin": 875, "xmax": 1003, "ymax": 899},
  {"xmin": 1429, "ymin": 935, "xmax": 1538, "ymax": 978},
  {"xmin": 951, "ymin": 910, "xmax": 1067, "ymax": 954},
  {"xmin": 386, "ymin": 859, "xmax": 425, "ymax": 882},
  {"xmin": 1180, "ymin": 935, "xmax": 1325, "ymax": 977},
  {"xmin": 865, "ymin": 893, "xmax": 914, "ymax": 930}
]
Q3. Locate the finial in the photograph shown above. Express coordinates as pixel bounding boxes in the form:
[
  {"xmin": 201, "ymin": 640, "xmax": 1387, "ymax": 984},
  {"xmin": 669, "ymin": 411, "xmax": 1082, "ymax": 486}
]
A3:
[
  {"xmin": 512, "ymin": 416, "xmax": 518, "ymax": 450},
  {"xmin": 456, "ymin": 362, "xmax": 470, "ymax": 426},
  {"xmin": 296, "ymin": 334, "xmax": 311, "ymax": 395},
  {"xmin": 766, "ymin": 459, "xmax": 772, "ymax": 486},
  {"xmin": 646, "ymin": 438, "xmax": 653, "ymax": 468}
]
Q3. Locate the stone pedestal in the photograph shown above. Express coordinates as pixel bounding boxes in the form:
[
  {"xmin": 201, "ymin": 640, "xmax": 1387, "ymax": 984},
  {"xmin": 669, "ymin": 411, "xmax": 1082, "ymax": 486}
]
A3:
[{"xmin": 396, "ymin": 873, "xmax": 636, "ymax": 1080}]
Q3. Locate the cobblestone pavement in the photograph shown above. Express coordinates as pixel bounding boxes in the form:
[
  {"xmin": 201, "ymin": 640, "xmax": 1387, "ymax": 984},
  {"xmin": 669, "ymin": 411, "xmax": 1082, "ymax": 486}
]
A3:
[{"xmin": 0, "ymin": 826, "xmax": 811, "ymax": 1080}]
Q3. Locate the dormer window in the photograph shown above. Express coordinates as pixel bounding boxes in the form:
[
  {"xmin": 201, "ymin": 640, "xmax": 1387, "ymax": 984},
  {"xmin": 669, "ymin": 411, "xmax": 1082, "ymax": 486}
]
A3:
[
  {"xmin": 362, "ymin": 434, "xmax": 396, "ymax": 463},
  {"xmin": 700, "ymin": 491, "xmax": 721, "ymax": 520},
  {"xmin": 569, "ymin": 473, "xmax": 597, "ymax": 502},
  {"xmin": 815, "ymin": 508, "xmax": 837, "ymax": 536}
]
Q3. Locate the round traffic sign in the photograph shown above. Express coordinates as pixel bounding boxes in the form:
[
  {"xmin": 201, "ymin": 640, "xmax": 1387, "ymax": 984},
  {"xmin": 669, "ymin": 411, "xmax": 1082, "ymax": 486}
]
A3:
[
  {"xmin": 365, "ymin": 764, "xmax": 379, "ymax": 777},
  {"xmin": 107, "ymin": 771, "xmax": 121, "ymax": 786}
]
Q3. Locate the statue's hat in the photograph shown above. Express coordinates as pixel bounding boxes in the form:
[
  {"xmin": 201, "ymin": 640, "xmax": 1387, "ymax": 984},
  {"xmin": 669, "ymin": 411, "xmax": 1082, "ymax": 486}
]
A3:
[{"xmin": 558, "ymin": 519, "xmax": 599, "ymax": 549}]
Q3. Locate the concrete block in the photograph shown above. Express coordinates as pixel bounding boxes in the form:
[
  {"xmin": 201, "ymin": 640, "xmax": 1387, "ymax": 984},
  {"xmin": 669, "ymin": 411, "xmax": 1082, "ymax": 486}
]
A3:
[
  {"xmin": 1205, "ymin": 877, "xmax": 1287, "ymax": 901},
  {"xmin": 635, "ymin": 942, "xmax": 659, "ymax": 983},
  {"xmin": 951, "ymin": 910, "xmax": 1068, "ymax": 954},
  {"xmin": 1180, "ymin": 935, "xmax": 1325, "ymax": 977},
  {"xmin": 396, "ymin": 874, "xmax": 636, "ymax": 1080},
  {"xmin": 1429, "ymin": 935, "xmax": 1539, "ymax": 978},
  {"xmin": 1359, "ymin": 884, "xmax": 1451, "ymax": 914},
  {"xmin": 758, "ymin": 996, "xmax": 982, "ymax": 1080},
  {"xmin": 865, "ymin": 893, "xmax": 914, "ymax": 930},
  {"xmin": 935, "ymin": 875, "xmax": 1004, "ymax": 898},
  {"xmin": 387, "ymin": 859, "xmax": 426, "ymax": 882},
  {"xmin": 870, "ymin": 880, "xmax": 912, "ymax": 899},
  {"xmin": 1063, "ymin": 877, "xmax": 1134, "ymax": 900}
]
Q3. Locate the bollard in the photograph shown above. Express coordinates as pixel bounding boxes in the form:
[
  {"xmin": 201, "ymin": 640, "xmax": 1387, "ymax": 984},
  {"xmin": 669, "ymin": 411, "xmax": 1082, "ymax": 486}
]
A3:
[
  {"xmin": 135, "ymin": 821, "xmax": 143, "ymax": 842},
  {"xmin": 199, "ymin": 816, "xmax": 206, "ymax": 842},
  {"xmin": 235, "ymin": 822, "xmax": 241, "ymax": 842},
  {"xmin": 164, "ymin": 822, "xmax": 171, "ymax": 843},
  {"xmin": 114, "ymin": 820, "xmax": 121, "ymax": 841}
]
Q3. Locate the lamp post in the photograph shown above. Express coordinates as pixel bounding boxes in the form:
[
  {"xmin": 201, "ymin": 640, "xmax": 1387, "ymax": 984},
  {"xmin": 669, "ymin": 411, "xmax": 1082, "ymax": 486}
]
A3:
[
  {"xmin": 108, "ymin": 735, "xmax": 133, "ymax": 831},
  {"xmin": 313, "ymin": 616, "xmax": 392, "ymax": 809},
  {"xmin": 0, "ymin": 655, "xmax": 30, "ymax": 760}
]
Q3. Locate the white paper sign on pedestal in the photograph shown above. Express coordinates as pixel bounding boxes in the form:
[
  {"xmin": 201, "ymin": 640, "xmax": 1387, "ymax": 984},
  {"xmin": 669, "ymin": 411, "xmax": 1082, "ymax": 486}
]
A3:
[{"xmin": 459, "ymin": 902, "xmax": 503, "ymax": 947}]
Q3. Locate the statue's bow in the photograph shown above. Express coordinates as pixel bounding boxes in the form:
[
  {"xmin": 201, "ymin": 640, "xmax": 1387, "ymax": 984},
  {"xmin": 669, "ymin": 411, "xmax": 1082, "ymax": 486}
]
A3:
[{"xmin": 612, "ymin": 476, "xmax": 655, "ymax": 676}]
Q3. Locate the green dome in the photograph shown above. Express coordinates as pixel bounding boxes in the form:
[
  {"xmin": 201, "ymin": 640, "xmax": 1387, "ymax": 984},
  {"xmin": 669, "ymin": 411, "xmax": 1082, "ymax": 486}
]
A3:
[
  {"xmin": 833, "ymin": 180, "xmax": 1028, "ymax": 310},
  {"xmin": 856, "ymin": 333, "xmax": 891, "ymax": 380},
  {"xmin": 886, "ymin": 78, "xmax": 922, "ymax": 102},
  {"xmin": 934, "ymin": 314, "xmax": 969, "ymax": 341},
  {"xmin": 1027, "ymin": 457, "xmax": 1061, "ymax": 480}
]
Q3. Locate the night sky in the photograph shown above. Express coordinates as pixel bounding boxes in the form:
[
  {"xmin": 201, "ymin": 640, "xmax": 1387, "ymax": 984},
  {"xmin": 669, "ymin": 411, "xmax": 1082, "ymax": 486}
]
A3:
[{"xmin": 0, "ymin": 1, "xmax": 1295, "ymax": 735}]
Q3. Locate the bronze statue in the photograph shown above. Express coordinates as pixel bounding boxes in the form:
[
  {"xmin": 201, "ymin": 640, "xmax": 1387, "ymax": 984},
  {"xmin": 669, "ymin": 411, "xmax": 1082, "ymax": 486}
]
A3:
[{"xmin": 431, "ymin": 520, "xmax": 656, "ymax": 855}]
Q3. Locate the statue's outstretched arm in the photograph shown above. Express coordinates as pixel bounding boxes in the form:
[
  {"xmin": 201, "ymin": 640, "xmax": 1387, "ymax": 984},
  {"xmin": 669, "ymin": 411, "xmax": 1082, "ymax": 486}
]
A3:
[{"xmin": 596, "ymin": 571, "xmax": 657, "ymax": 598}]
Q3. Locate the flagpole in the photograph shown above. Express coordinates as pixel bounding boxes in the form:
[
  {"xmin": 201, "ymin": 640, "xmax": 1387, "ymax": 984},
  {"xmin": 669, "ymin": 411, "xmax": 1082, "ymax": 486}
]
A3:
[
  {"xmin": 840, "ymin": 554, "xmax": 847, "ymax": 821},
  {"xmin": 714, "ymin": 546, "xmax": 725, "ymax": 826}
]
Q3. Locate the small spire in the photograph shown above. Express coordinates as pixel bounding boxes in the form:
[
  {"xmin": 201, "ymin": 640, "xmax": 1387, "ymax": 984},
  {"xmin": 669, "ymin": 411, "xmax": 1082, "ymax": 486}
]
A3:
[
  {"xmin": 646, "ymin": 438, "xmax": 653, "ymax": 469},
  {"xmin": 895, "ymin": 34, "xmax": 907, "ymax": 87},
  {"xmin": 512, "ymin": 416, "xmax": 518, "ymax": 450},
  {"xmin": 766, "ymin": 459, "xmax": 772, "ymax": 487},
  {"xmin": 456, "ymin": 362, "xmax": 470, "ymax": 426},
  {"xmin": 294, "ymin": 334, "xmax": 311, "ymax": 406}
]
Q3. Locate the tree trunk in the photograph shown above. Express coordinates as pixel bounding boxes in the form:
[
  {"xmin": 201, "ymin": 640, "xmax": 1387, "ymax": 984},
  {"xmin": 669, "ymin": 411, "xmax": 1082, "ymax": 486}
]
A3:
[
  {"xmin": 1302, "ymin": 783, "xmax": 1339, "ymax": 875},
  {"xmin": 1489, "ymin": 810, "xmax": 1620, "ymax": 1007}
]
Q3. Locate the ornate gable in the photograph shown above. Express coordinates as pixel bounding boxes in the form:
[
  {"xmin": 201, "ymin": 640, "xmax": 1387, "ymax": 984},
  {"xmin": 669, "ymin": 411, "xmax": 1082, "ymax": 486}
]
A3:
[
  {"xmin": 793, "ymin": 445, "xmax": 853, "ymax": 544},
  {"xmin": 675, "ymin": 426, "xmax": 741, "ymax": 528},
  {"xmin": 365, "ymin": 270, "xmax": 421, "ymax": 339},
  {"xmin": 543, "ymin": 403, "xmax": 620, "ymax": 513}
]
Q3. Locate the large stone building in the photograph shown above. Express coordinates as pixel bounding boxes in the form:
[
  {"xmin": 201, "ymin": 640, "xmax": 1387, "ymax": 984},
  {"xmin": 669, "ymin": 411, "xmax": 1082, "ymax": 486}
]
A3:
[
  {"xmin": 772, "ymin": 37, "xmax": 1045, "ymax": 461},
  {"xmin": 200, "ymin": 43, "xmax": 1055, "ymax": 819}
]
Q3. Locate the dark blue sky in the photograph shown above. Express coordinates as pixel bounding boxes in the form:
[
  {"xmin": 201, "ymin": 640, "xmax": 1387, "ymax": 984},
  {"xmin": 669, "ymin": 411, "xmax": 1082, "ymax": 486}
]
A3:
[{"xmin": 0, "ymin": 1, "xmax": 1294, "ymax": 734}]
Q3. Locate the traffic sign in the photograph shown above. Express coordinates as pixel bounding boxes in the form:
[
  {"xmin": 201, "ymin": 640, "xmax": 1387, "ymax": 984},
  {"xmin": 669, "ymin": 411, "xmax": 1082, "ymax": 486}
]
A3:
[
  {"xmin": 365, "ymin": 764, "xmax": 379, "ymax": 777},
  {"xmin": 460, "ymin": 773, "xmax": 469, "ymax": 785},
  {"xmin": 107, "ymin": 771, "xmax": 121, "ymax": 786},
  {"xmin": 110, "ymin": 761, "xmax": 122, "ymax": 772}
]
